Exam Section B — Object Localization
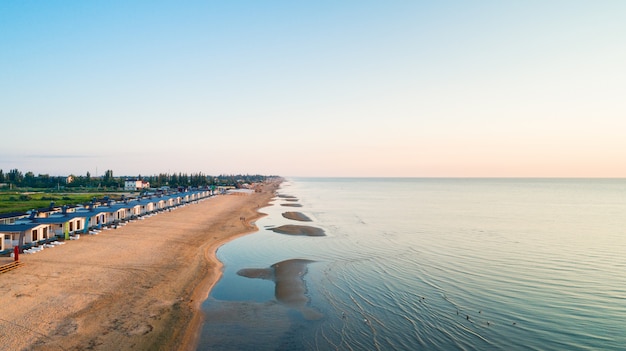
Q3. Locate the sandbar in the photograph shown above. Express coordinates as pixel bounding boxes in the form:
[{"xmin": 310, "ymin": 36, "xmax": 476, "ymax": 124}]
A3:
[
  {"xmin": 280, "ymin": 203, "xmax": 302, "ymax": 207},
  {"xmin": 270, "ymin": 224, "xmax": 325, "ymax": 237},
  {"xmin": 0, "ymin": 180, "xmax": 279, "ymax": 351},
  {"xmin": 237, "ymin": 259, "xmax": 322, "ymax": 320},
  {"xmin": 281, "ymin": 212, "xmax": 312, "ymax": 222}
]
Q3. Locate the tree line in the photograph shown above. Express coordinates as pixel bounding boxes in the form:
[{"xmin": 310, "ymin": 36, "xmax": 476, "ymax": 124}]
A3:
[{"xmin": 0, "ymin": 168, "xmax": 273, "ymax": 190}]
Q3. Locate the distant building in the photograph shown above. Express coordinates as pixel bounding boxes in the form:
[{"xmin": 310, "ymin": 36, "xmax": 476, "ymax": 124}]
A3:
[
  {"xmin": 124, "ymin": 179, "xmax": 150, "ymax": 191},
  {"xmin": 0, "ymin": 212, "xmax": 28, "ymax": 225}
]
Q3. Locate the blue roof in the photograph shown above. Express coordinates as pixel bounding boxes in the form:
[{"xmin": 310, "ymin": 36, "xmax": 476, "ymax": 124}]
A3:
[
  {"xmin": 30, "ymin": 215, "xmax": 74, "ymax": 224},
  {"xmin": 0, "ymin": 212, "xmax": 28, "ymax": 220},
  {"xmin": 0, "ymin": 223, "xmax": 46, "ymax": 233},
  {"xmin": 0, "ymin": 191, "xmax": 207, "ymax": 228}
]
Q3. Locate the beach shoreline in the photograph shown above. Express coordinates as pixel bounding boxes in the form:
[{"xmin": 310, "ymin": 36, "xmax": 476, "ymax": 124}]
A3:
[
  {"xmin": 180, "ymin": 182, "xmax": 278, "ymax": 351},
  {"xmin": 0, "ymin": 180, "xmax": 279, "ymax": 351}
]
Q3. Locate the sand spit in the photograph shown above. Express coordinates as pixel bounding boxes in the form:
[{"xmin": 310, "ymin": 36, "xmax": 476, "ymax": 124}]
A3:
[
  {"xmin": 281, "ymin": 212, "xmax": 312, "ymax": 222},
  {"xmin": 237, "ymin": 259, "xmax": 322, "ymax": 320},
  {"xmin": 0, "ymin": 181, "xmax": 279, "ymax": 351},
  {"xmin": 270, "ymin": 224, "xmax": 325, "ymax": 237},
  {"xmin": 280, "ymin": 203, "xmax": 303, "ymax": 207}
]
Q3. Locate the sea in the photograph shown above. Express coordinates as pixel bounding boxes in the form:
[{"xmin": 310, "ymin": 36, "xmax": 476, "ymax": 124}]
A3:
[{"xmin": 197, "ymin": 178, "xmax": 626, "ymax": 351}]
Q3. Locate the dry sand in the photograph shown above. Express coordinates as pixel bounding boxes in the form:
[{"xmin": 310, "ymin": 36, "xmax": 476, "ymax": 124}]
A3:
[{"xmin": 0, "ymin": 181, "xmax": 278, "ymax": 351}]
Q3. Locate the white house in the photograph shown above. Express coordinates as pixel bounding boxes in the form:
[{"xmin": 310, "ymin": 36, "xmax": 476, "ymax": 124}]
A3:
[
  {"xmin": 0, "ymin": 223, "xmax": 54, "ymax": 252},
  {"xmin": 124, "ymin": 179, "xmax": 150, "ymax": 191}
]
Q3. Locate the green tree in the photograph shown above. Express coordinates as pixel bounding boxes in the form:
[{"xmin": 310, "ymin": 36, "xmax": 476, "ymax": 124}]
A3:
[
  {"xmin": 24, "ymin": 171, "xmax": 35, "ymax": 187},
  {"xmin": 170, "ymin": 173, "xmax": 178, "ymax": 186},
  {"xmin": 38, "ymin": 174, "xmax": 50, "ymax": 188},
  {"xmin": 8, "ymin": 169, "xmax": 23, "ymax": 185},
  {"xmin": 158, "ymin": 173, "xmax": 168, "ymax": 187}
]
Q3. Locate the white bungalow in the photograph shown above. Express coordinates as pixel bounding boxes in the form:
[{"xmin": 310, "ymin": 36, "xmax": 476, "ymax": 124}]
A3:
[
  {"xmin": 32, "ymin": 215, "xmax": 85, "ymax": 238},
  {"xmin": 126, "ymin": 202, "xmax": 142, "ymax": 218},
  {"xmin": 70, "ymin": 205, "xmax": 113, "ymax": 232},
  {"xmin": 0, "ymin": 223, "xmax": 54, "ymax": 252},
  {"xmin": 157, "ymin": 198, "xmax": 167, "ymax": 211},
  {"xmin": 86, "ymin": 210, "xmax": 110, "ymax": 229},
  {"xmin": 144, "ymin": 200, "xmax": 156, "ymax": 214},
  {"xmin": 181, "ymin": 194, "xmax": 191, "ymax": 204},
  {"xmin": 109, "ymin": 204, "xmax": 130, "ymax": 223}
]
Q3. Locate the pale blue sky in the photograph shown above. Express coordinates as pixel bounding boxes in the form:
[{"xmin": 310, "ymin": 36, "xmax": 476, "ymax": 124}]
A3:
[{"xmin": 1, "ymin": 1, "xmax": 625, "ymax": 177}]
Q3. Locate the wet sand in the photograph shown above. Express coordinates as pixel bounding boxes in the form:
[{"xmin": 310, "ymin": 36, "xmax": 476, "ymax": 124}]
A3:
[
  {"xmin": 281, "ymin": 211, "xmax": 312, "ymax": 222},
  {"xmin": 0, "ymin": 181, "xmax": 279, "ymax": 351},
  {"xmin": 270, "ymin": 224, "xmax": 325, "ymax": 237}
]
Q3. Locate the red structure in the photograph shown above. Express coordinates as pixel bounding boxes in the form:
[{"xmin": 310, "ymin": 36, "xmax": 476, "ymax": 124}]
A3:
[{"xmin": 14, "ymin": 246, "xmax": 19, "ymax": 262}]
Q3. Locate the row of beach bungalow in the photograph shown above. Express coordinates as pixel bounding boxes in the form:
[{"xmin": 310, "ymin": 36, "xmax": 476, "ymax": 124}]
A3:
[{"xmin": 0, "ymin": 189, "xmax": 213, "ymax": 255}]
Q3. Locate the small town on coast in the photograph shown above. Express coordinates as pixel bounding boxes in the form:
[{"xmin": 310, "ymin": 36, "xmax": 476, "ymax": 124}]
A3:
[{"xmin": 0, "ymin": 169, "xmax": 272, "ymax": 262}]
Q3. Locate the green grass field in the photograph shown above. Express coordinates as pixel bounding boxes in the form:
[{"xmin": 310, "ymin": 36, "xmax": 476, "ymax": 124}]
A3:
[{"xmin": 0, "ymin": 191, "xmax": 120, "ymax": 215}]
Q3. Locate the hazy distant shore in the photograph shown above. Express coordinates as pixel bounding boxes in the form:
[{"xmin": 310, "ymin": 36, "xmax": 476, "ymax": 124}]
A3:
[{"xmin": 0, "ymin": 181, "xmax": 279, "ymax": 351}]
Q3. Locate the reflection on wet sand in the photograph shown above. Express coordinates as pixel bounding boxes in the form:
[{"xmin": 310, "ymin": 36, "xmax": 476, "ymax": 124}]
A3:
[
  {"xmin": 238, "ymin": 259, "xmax": 323, "ymax": 320},
  {"xmin": 270, "ymin": 225, "xmax": 325, "ymax": 237},
  {"xmin": 199, "ymin": 299, "xmax": 292, "ymax": 350}
]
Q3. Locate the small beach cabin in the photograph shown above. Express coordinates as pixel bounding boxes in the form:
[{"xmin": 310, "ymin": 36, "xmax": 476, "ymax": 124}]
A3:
[
  {"xmin": 30, "ymin": 206, "xmax": 88, "ymax": 238},
  {"xmin": 0, "ymin": 223, "xmax": 54, "ymax": 253}
]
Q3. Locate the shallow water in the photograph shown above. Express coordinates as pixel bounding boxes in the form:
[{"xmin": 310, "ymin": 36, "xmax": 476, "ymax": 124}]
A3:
[{"xmin": 199, "ymin": 178, "xmax": 626, "ymax": 350}]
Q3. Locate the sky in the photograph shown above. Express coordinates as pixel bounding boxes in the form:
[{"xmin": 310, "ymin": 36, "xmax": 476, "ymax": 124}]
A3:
[{"xmin": 1, "ymin": 1, "xmax": 625, "ymax": 177}]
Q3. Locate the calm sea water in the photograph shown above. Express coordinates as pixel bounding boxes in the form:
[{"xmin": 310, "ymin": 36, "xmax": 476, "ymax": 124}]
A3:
[{"xmin": 198, "ymin": 178, "xmax": 626, "ymax": 350}]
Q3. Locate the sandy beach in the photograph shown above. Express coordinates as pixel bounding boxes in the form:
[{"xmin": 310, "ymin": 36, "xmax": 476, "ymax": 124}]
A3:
[{"xmin": 0, "ymin": 181, "xmax": 278, "ymax": 351}]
